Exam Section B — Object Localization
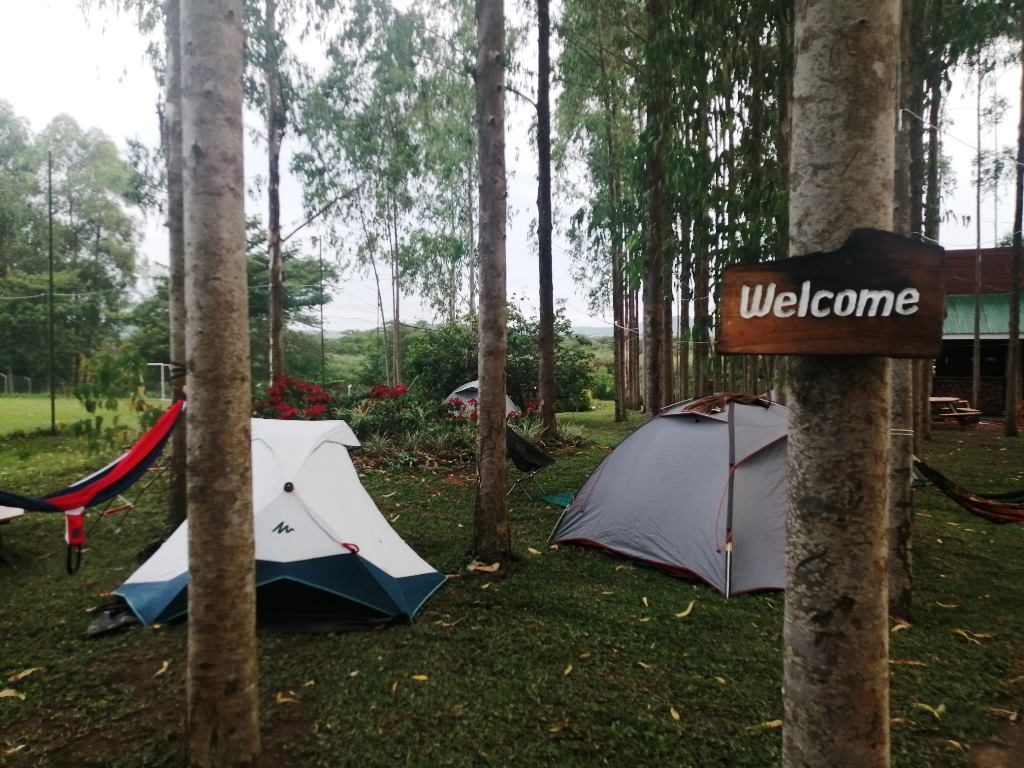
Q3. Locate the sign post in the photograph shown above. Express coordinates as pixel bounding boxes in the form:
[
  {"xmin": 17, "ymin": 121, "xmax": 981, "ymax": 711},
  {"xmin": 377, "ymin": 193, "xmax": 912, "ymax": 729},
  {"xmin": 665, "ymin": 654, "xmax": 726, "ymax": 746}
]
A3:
[{"xmin": 718, "ymin": 229, "xmax": 945, "ymax": 358}]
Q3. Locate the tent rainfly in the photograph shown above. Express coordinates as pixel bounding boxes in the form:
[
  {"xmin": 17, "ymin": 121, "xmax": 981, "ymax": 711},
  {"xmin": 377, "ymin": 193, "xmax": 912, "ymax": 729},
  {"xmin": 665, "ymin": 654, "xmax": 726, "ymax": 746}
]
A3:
[
  {"xmin": 116, "ymin": 419, "xmax": 445, "ymax": 628},
  {"xmin": 445, "ymin": 380, "xmax": 519, "ymax": 415},
  {"xmin": 550, "ymin": 395, "xmax": 788, "ymax": 596}
]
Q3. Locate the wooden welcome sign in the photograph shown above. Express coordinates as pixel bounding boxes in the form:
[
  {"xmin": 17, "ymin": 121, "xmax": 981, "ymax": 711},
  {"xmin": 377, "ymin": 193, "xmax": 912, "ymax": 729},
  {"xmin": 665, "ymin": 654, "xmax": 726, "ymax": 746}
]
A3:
[{"xmin": 718, "ymin": 229, "xmax": 945, "ymax": 357}]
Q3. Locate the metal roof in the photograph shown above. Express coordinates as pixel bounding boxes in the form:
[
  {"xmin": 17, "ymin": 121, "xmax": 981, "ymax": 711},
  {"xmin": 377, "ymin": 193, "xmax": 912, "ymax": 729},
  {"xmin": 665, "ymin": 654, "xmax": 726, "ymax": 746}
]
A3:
[{"xmin": 944, "ymin": 294, "xmax": 1024, "ymax": 339}]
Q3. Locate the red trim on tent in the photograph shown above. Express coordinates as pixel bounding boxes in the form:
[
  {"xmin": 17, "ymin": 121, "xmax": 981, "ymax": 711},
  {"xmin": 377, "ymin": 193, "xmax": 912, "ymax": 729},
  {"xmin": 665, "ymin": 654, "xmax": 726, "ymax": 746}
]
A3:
[{"xmin": 553, "ymin": 536, "xmax": 783, "ymax": 596}]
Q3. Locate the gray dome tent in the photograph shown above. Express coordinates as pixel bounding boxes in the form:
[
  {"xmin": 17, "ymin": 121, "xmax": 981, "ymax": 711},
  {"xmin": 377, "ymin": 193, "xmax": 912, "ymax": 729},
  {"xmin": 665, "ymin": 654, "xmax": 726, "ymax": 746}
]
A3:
[
  {"xmin": 445, "ymin": 380, "xmax": 519, "ymax": 416},
  {"xmin": 551, "ymin": 395, "xmax": 788, "ymax": 596}
]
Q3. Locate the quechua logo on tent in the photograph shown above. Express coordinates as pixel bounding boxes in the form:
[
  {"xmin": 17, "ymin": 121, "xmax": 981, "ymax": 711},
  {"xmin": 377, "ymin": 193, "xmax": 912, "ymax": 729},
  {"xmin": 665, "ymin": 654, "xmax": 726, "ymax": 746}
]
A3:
[{"xmin": 272, "ymin": 521, "xmax": 295, "ymax": 534}]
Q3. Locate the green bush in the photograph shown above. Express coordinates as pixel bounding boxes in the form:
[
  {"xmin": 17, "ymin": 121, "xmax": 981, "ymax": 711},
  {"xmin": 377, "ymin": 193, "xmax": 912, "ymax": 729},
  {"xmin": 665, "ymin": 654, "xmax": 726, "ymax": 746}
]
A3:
[{"xmin": 402, "ymin": 303, "xmax": 596, "ymax": 412}]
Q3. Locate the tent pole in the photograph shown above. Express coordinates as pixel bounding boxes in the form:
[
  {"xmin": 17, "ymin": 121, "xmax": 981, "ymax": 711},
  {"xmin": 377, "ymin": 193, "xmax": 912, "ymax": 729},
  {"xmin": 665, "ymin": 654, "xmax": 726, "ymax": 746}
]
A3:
[{"xmin": 725, "ymin": 400, "xmax": 736, "ymax": 598}]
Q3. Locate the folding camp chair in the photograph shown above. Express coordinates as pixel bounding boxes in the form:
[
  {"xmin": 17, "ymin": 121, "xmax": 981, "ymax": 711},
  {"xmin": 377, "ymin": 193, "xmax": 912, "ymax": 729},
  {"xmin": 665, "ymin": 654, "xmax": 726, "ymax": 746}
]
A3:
[{"xmin": 505, "ymin": 427, "xmax": 555, "ymax": 500}]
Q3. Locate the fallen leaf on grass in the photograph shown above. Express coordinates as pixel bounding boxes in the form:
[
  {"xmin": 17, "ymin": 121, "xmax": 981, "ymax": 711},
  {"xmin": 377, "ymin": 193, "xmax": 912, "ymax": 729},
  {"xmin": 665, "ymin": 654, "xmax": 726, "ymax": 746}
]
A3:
[
  {"xmin": 912, "ymin": 702, "xmax": 946, "ymax": 719},
  {"xmin": 527, "ymin": 547, "xmax": 541, "ymax": 556},
  {"xmin": 670, "ymin": 707, "xmax": 681, "ymax": 721},
  {"xmin": 389, "ymin": 681, "xmax": 399, "ymax": 694},
  {"xmin": 890, "ymin": 718, "xmax": 912, "ymax": 726},
  {"xmin": 549, "ymin": 719, "xmax": 570, "ymax": 733},
  {"xmin": 480, "ymin": 582, "xmax": 491, "ymax": 590},
  {"xmin": 0, "ymin": 688, "xmax": 26, "ymax": 701},
  {"xmin": 714, "ymin": 676, "xmax": 727, "ymax": 685},
  {"xmin": 437, "ymin": 619, "xmax": 463, "ymax": 629},
  {"xmin": 950, "ymin": 628, "xmax": 994, "ymax": 644},
  {"xmin": 746, "ymin": 719, "xmax": 783, "ymax": 731},
  {"xmin": 641, "ymin": 596, "xmax": 649, "ymax": 608},
  {"xmin": 302, "ymin": 680, "xmax": 316, "ymax": 687},
  {"xmin": 674, "ymin": 601, "xmax": 696, "ymax": 619},
  {"xmin": 3, "ymin": 745, "xmax": 26, "ymax": 756},
  {"xmin": 467, "ymin": 560, "xmax": 501, "ymax": 574},
  {"xmin": 935, "ymin": 601, "xmax": 960, "ymax": 609},
  {"xmin": 637, "ymin": 617, "xmax": 651, "ymax": 623},
  {"xmin": 275, "ymin": 691, "xmax": 299, "ymax": 705},
  {"xmin": 889, "ymin": 659, "xmax": 928, "ymax": 667},
  {"xmin": 636, "ymin": 661, "xmax": 652, "ymax": 671},
  {"xmin": 563, "ymin": 664, "xmax": 573, "ymax": 676},
  {"xmin": 579, "ymin": 650, "xmax": 592, "ymax": 660},
  {"xmin": 947, "ymin": 740, "xmax": 965, "ymax": 752},
  {"xmin": 349, "ymin": 671, "xmax": 360, "ymax": 678},
  {"xmin": 411, "ymin": 674, "xmax": 429, "ymax": 683},
  {"xmin": 600, "ymin": 591, "xmax": 615, "ymax": 596},
  {"xmin": 380, "ymin": 491, "xmax": 397, "ymax": 498},
  {"xmin": 153, "ymin": 660, "xmax": 170, "ymax": 678},
  {"xmin": 6, "ymin": 668, "xmax": 41, "ymax": 683},
  {"xmin": 891, "ymin": 621, "xmax": 912, "ymax": 633},
  {"xmin": 548, "ymin": 544, "xmax": 559, "ymax": 550},
  {"xmin": 985, "ymin": 706, "xmax": 1019, "ymax": 721}
]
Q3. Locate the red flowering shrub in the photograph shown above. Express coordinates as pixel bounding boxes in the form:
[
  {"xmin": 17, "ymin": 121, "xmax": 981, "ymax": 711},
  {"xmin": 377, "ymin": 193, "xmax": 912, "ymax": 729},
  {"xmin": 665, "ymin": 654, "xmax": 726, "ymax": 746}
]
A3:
[
  {"xmin": 368, "ymin": 383, "xmax": 409, "ymax": 399},
  {"xmin": 253, "ymin": 376, "xmax": 334, "ymax": 420}
]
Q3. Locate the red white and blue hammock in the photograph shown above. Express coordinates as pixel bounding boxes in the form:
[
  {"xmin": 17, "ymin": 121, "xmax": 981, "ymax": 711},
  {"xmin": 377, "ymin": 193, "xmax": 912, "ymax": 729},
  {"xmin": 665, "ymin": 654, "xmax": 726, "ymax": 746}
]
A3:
[{"xmin": 0, "ymin": 400, "xmax": 185, "ymax": 563}]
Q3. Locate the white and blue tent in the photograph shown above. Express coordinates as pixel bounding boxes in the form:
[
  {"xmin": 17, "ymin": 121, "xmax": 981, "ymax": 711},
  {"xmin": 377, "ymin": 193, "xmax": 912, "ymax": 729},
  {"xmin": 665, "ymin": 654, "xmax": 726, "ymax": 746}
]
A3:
[{"xmin": 116, "ymin": 419, "xmax": 445, "ymax": 629}]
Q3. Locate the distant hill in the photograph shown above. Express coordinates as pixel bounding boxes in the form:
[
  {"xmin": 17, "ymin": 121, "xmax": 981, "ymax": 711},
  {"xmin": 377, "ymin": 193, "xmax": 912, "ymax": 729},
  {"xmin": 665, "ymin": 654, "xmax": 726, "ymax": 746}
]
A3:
[{"xmin": 572, "ymin": 325, "xmax": 614, "ymax": 339}]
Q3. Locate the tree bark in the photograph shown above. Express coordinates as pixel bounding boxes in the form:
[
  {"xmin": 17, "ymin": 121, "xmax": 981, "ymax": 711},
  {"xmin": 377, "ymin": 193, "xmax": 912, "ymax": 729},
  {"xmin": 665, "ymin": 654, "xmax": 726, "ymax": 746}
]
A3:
[
  {"xmin": 888, "ymin": 0, "xmax": 914, "ymax": 621},
  {"xmin": 180, "ymin": 1, "xmax": 260, "ymax": 764},
  {"xmin": 266, "ymin": 0, "xmax": 285, "ymax": 383},
  {"xmin": 472, "ymin": 0, "xmax": 510, "ymax": 565},
  {"xmin": 536, "ymin": 0, "xmax": 556, "ymax": 436},
  {"xmin": 784, "ymin": 1, "xmax": 896, "ymax": 765},
  {"xmin": 165, "ymin": 0, "xmax": 187, "ymax": 531},
  {"xmin": 642, "ymin": 0, "xmax": 670, "ymax": 418},
  {"xmin": 1007, "ymin": 20, "xmax": 1024, "ymax": 438},
  {"xmin": 974, "ymin": 67, "xmax": 983, "ymax": 410}
]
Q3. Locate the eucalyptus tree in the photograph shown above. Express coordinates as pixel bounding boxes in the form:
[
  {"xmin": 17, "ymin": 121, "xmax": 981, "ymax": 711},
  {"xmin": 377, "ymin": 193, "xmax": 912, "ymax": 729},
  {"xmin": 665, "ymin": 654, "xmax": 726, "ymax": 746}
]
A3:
[
  {"xmin": 180, "ymin": 0, "xmax": 260, "ymax": 763},
  {"xmin": 784, "ymin": 1, "xmax": 897, "ymax": 764},
  {"xmin": 1007, "ymin": 16, "xmax": 1023, "ymax": 438},
  {"xmin": 473, "ymin": 0, "xmax": 511, "ymax": 566},
  {"xmin": 536, "ymin": 0, "xmax": 556, "ymax": 435},
  {"xmin": 296, "ymin": 0, "xmax": 426, "ymax": 385},
  {"xmin": 557, "ymin": 0, "xmax": 642, "ymax": 420}
]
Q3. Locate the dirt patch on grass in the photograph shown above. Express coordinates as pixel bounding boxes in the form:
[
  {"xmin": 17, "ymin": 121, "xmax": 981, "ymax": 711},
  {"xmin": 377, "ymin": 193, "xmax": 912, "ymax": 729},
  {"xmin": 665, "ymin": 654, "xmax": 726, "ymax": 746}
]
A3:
[{"xmin": 970, "ymin": 721, "xmax": 1024, "ymax": 768}]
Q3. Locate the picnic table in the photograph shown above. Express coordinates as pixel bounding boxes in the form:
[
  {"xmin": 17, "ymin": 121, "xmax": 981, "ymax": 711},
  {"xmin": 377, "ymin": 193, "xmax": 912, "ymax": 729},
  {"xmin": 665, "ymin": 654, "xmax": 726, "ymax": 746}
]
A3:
[{"xmin": 930, "ymin": 396, "xmax": 982, "ymax": 429}]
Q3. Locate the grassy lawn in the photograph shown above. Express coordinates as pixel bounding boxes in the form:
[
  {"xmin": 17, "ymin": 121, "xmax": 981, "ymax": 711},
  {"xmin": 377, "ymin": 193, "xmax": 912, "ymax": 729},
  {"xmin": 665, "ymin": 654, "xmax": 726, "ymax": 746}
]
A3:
[
  {"xmin": 0, "ymin": 402, "xmax": 1022, "ymax": 766},
  {"xmin": 0, "ymin": 396, "xmax": 146, "ymax": 437}
]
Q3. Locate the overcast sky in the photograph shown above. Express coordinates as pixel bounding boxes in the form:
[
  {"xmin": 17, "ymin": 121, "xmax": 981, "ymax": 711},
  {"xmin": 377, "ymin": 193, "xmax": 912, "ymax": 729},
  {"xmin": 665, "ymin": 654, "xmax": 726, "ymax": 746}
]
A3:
[{"xmin": 0, "ymin": 1, "xmax": 1018, "ymax": 333}]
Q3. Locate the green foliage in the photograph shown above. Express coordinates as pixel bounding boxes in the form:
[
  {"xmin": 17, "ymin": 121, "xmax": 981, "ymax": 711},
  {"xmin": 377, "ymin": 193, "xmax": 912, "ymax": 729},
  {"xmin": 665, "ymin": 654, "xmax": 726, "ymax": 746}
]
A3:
[
  {"xmin": 401, "ymin": 304, "xmax": 596, "ymax": 413},
  {"xmin": 402, "ymin": 322, "xmax": 478, "ymax": 400},
  {"xmin": 69, "ymin": 349, "xmax": 160, "ymax": 450}
]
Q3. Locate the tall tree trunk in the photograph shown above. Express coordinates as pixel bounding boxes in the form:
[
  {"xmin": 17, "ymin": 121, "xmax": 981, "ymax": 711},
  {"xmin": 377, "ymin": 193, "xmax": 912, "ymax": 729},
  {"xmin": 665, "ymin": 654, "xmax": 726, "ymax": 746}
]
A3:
[
  {"xmin": 784, "ymin": 1, "xmax": 896, "ymax": 765},
  {"xmin": 1007, "ymin": 21, "xmax": 1024, "ymax": 438},
  {"xmin": 391, "ymin": 203, "xmax": 402, "ymax": 386},
  {"xmin": 266, "ymin": 0, "xmax": 285, "ymax": 383},
  {"xmin": 889, "ymin": 0, "xmax": 914, "ymax": 621},
  {"xmin": 628, "ymin": 286, "xmax": 641, "ymax": 409},
  {"xmin": 974, "ymin": 68, "xmax": 983, "ymax": 410},
  {"xmin": 165, "ymin": 0, "xmax": 187, "ymax": 530},
  {"xmin": 536, "ymin": 0, "xmax": 556, "ymax": 436},
  {"xmin": 610, "ymin": 172, "xmax": 627, "ymax": 421},
  {"xmin": 180, "ymin": 0, "xmax": 260, "ymax": 764},
  {"xmin": 679, "ymin": 214, "xmax": 692, "ymax": 400},
  {"xmin": 642, "ymin": 0, "xmax": 669, "ymax": 417},
  {"xmin": 918, "ymin": 66, "xmax": 943, "ymax": 442},
  {"xmin": 467, "ymin": 161, "xmax": 477, "ymax": 316},
  {"xmin": 693, "ymin": 242, "xmax": 709, "ymax": 396},
  {"xmin": 473, "ymin": 0, "xmax": 510, "ymax": 565}
]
